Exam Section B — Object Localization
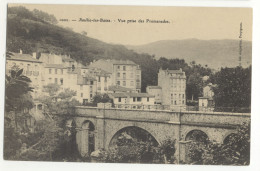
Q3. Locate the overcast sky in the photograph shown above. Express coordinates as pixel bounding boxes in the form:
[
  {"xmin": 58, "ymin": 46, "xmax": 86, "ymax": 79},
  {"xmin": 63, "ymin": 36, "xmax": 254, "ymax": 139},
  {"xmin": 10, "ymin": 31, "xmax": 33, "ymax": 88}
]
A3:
[{"xmin": 9, "ymin": 4, "xmax": 252, "ymax": 45}]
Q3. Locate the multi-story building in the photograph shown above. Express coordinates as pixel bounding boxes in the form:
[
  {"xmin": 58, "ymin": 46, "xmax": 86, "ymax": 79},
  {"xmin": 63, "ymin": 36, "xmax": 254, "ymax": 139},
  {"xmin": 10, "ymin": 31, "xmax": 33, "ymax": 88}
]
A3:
[
  {"xmin": 146, "ymin": 86, "xmax": 162, "ymax": 104},
  {"xmin": 6, "ymin": 51, "xmax": 44, "ymax": 99},
  {"xmin": 89, "ymin": 59, "xmax": 141, "ymax": 92},
  {"xmin": 87, "ymin": 67, "xmax": 112, "ymax": 94},
  {"xmin": 158, "ymin": 68, "xmax": 186, "ymax": 108},
  {"xmin": 76, "ymin": 74, "xmax": 97, "ymax": 104}
]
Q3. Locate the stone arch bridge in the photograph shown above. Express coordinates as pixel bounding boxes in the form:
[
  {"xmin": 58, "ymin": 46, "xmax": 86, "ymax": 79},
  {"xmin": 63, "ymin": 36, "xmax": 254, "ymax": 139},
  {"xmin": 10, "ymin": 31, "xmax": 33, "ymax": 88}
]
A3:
[{"xmin": 63, "ymin": 106, "xmax": 250, "ymax": 163}]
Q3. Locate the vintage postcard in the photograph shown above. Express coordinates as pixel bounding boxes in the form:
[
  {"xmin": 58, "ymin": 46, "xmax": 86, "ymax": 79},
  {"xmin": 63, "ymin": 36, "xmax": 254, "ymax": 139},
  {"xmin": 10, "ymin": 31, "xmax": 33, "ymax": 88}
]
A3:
[{"xmin": 4, "ymin": 4, "xmax": 252, "ymax": 165}]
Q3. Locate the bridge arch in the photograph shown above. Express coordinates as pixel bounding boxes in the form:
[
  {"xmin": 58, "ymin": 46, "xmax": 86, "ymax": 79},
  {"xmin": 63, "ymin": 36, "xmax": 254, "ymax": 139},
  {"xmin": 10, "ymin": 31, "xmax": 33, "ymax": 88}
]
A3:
[
  {"xmin": 185, "ymin": 129, "xmax": 209, "ymax": 143},
  {"xmin": 81, "ymin": 120, "xmax": 95, "ymax": 155},
  {"xmin": 223, "ymin": 132, "xmax": 238, "ymax": 144},
  {"xmin": 108, "ymin": 126, "xmax": 160, "ymax": 148},
  {"xmin": 106, "ymin": 123, "xmax": 161, "ymax": 149}
]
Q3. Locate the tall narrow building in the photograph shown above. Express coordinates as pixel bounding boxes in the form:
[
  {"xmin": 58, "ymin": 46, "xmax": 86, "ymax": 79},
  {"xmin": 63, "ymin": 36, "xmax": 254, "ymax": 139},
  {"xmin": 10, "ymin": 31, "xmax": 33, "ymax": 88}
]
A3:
[{"xmin": 158, "ymin": 68, "xmax": 186, "ymax": 108}]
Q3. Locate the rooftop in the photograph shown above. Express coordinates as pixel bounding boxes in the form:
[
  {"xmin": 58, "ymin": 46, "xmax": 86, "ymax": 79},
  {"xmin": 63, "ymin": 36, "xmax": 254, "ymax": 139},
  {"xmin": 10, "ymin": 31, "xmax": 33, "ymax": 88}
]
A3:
[
  {"xmin": 111, "ymin": 59, "xmax": 137, "ymax": 65},
  {"xmin": 109, "ymin": 92, "xmax": 154, "ymax": 98},
  {"xmin": 7, "ymin": 52, "xmax": 42, "ymax": 63},
  {"xmin": 108, "ymin": 85, "xmax": 132, "ymax": 92},
  {"xmin": 44, "ymin": 64, "xmax": 67, "ymax": 69},
  {"xmin": 199, "ymin": 96, "xmax": 214, "ymax": 100}
]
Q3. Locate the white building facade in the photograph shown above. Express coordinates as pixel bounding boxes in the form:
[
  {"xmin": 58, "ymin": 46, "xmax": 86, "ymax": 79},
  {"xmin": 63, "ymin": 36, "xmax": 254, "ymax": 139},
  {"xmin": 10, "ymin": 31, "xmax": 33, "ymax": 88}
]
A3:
[{"xmin": 158, "ymin": 68, "xmax": 186, "ymax": 109}]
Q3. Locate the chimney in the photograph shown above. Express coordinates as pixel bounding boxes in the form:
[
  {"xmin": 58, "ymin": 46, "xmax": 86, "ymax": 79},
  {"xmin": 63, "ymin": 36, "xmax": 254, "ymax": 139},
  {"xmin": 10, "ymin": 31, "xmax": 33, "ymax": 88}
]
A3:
[
  {"xmin": 32, "ymin": 52, "xmax": 37, "ymax": 59},
  {"xmin": 19, "ymin": 49, "xmax": 23, "ymax": 54}
]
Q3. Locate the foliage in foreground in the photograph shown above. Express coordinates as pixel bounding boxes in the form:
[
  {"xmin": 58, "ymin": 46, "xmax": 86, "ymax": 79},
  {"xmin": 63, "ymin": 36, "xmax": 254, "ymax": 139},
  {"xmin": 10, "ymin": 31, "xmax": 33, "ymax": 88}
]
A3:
[
  {"xmin": 187, "ymin": 122, "xmax": 250, "ymax": 165},
  {"xmin": 96, "ymin": 130, "xmax": 176, "ymax": 164}
]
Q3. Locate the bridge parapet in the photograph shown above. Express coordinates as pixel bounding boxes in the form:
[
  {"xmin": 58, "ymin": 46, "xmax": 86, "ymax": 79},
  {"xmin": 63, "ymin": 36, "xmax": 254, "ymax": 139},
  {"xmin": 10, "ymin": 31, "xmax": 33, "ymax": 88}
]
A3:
[
  {"xmin": 74, "ymin": 106, "xmax": 250, "ymax": 126},
  {"xmin": 75, "ymin": 106, "xmax": 180, "ymax": 123}
]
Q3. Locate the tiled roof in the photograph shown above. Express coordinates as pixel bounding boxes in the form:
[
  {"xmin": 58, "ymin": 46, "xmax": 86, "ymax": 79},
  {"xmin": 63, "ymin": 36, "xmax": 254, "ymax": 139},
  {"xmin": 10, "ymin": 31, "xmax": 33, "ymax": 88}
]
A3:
[
  {"xmin": 7, "ymin": 53, "xmax": 42, "ymax": 63},
  {"xmin": 109, "ymin": 92, "xmax": 154, "ymax": 98},
  {"xmin": 111, "ymin": 59, "xmax": 136, "ymax": 65},
  {"xmin": 167, "ymin": 70, "xmax": 184, "ymax": 74},
  {"xmin": 108, "ymin": 85, "xmax": 132, "ymax": 92},
  {"xmin": 125, "ymin": 93, "xmax": 154, "ymax": 98},
  {"xmin": 108, "ymin": 93, "xmax": 128, "ymax": 98}
]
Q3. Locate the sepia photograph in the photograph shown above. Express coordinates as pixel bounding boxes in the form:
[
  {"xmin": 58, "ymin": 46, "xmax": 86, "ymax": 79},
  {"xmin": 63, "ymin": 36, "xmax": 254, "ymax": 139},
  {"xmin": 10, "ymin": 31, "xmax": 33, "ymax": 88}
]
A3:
[{"xmin": 3, "ymin": 4, "xmax": 252, "ymax": 165}]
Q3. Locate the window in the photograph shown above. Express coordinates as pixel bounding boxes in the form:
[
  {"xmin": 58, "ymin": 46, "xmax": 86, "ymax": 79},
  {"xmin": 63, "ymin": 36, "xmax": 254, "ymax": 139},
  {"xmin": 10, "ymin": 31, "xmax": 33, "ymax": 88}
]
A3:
[
  {"xmin": 98, "ymin": 76, "xmax": 100, "ymax": 82},
  {"xmin": 49, "ymin": 69, "xmax": 52, "ymax": 74},
  {"xmin": 118, "ymin": 97, "xmax": 121, "ymax": 102},
  {"xmin": 147, "ymin": 97, "xmax": 149, "ymax": 102},
  {"xmin": 81, "ymin": 93, "xmax": 83, "ymax": 97},
  {"xmin": 174, "ymin": 100, "xmax": 177, "ymax": 105},
  {"xmin": 123, "ymin": 66, "xmax": 126, "ymax": 71},
  {"xmin": 182, "ymin": 100, "xmax": 185, "ymax": 104},
  {"xmin": 123, "ymin": 73, "xmax": 126, "ymax": 79},
  {"xmin": 137, "ymin": 97, "xmax": 141, "ymax": 102},
  {"xmin": 55, "ymin": 69, "xmax": 58, "ymax": 74},
  {"xmin": 183, "ymin": 94, "xmax": 185, "ymax": 98},
  {"xmin": 117, "ymin": 66, "xmax": 120, "ymax": 70},
  {"xmin": 27, "ymin": 64, "xmax": 30, "ymax": 70},
  {"xmin": 123, "ymin": 81, "xmax": 126, "ymax": 86},
  {"xmin": 133, "ymin": 97, "xmax": 136, "ymax": 102},
  {"xmin": 60, "ymin": 78, "xmax": 63, "ymax": 85},
  {"xmin": 61, "ymin": 69, "xmax": 63, "ymax": 74},
  {"xmin": 171, "ymin": 94, "xmax": 173, "ymax": 99},
  {"xmin": 117, "ymin": 72, "xmax": 120, "ymax": 78},
  {"xmin": 105, "ymin": 77, "xmax": 107, "ymax": 82},
  {"xmin": 55, "ymin": 78, "xmax": 58, "ymax": 84},
  {"xmin": 90, "ymin": 94, "xmax": 93, "ymax": 98},
  {"xmin": 117, "ymin": 81, "xmax": 120, "ymax": 85},
  {"xmin": 90, "ymin": 81, "xmax": 93, "ymax": 85}
]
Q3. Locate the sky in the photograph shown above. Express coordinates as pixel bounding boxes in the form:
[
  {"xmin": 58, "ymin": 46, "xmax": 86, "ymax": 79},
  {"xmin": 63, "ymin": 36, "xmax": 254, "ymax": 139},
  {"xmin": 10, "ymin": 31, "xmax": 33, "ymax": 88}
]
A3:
[{"xmin": 9, "ymin": 4, "xmax": 252, "ymax": 45}]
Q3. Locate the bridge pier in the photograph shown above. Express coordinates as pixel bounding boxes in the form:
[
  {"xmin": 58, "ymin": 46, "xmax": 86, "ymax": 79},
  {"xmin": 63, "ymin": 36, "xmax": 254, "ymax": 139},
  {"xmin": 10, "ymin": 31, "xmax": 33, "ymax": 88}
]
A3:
[
  {"xmin": 76, "ymin": 127, "xmax": 91, "ymax": 157},
  {"xmin": 96, "ymin": 115, "xmax": 106, "ymax": 150}
]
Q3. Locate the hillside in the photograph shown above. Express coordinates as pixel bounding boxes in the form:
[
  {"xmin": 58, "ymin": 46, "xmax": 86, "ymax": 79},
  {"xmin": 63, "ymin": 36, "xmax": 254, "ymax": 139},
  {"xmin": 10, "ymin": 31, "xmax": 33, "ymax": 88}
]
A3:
[
  {"xmin": 6, "ymin": 6, "xmax": 147, "ymax": 66},
  {"xmin": 127, "ymin": 39, "xmax": 252, "ymax": 69}
]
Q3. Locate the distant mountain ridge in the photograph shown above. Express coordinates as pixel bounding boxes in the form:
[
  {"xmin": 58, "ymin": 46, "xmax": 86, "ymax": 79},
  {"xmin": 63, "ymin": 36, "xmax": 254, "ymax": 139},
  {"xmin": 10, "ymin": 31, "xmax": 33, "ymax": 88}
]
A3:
[{"xmin": 126, "ymin": 39, "xmax": 252, "ymax": 69}]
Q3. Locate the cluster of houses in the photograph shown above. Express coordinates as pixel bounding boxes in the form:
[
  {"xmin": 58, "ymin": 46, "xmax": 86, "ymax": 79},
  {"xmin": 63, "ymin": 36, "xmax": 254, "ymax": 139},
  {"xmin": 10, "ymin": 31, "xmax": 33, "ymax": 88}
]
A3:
[{"xmin": 6, "ymin": 50, "xmax": 215, "ymax": 113}]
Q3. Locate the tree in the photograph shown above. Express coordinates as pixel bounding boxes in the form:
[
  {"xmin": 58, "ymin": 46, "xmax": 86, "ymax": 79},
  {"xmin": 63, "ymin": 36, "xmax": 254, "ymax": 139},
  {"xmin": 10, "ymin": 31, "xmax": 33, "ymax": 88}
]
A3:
[
  {"xmin": 4, "ymin": 68, "xmax": 34, "ymax": 159},
  {"xmin": 39, "ymin": 83, "xmax": 80, "ymax": 115},
  {"xmin": 158, "ymin": 138, "xmax": 176, "ymax": 164},
  {"xmin": 187, "ymin": 122, "xmax": 250, "ymax": 165},
  {"xmin": 186, "ymin": 72, "xmax": 203, "ymax": 101},
  {"xmin": 91, "ymin": 93, "xmax": 113, "ymax": 106},
  {"xmin": 210, "ymin": 66, "xmax": 251, "ymax": 112},
  {"xmin": 9, "ymin": 83, "xmax": 81, "ymax": 161},
  {"xmin": 5, "ymin": 68, "xmax": 34, "ymax": 129}
]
